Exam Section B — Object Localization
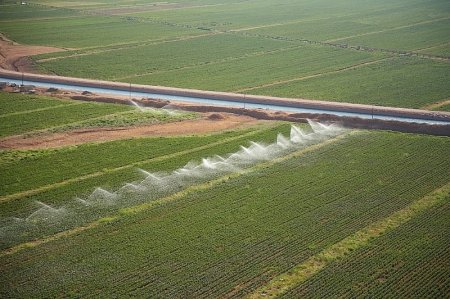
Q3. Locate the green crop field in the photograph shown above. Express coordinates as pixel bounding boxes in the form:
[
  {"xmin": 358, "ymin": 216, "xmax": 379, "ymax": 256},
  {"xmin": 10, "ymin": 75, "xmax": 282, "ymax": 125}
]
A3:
[
  {"xmin": 1, "ymin": 0, "xmax": 450, "ymax": 298},
  {"xmin": 1, "ymin": 123, "xmax": 449, "ymax": 297},
  {"xmin": 1, "ymin": 0, "xmax": 448, "ymax": 108},
  {"xmin": 250, "ymin": 57, "xmax": 450, "ymax": 108},
  {"xmin": 0, "ymin": 91, "xmax": 196, "ymax": 137},
  {"xmin": 280, "ymin": 200, "xmax": 449, "ymax": 298}
]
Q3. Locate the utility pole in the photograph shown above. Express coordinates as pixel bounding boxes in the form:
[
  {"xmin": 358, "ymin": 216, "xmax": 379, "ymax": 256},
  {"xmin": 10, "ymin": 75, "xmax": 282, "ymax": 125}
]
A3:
[
  {"xmin": 21, "ymin": 72, "xmax": 24, "ymax": 86},
  {"xmin": 129, "ymin": 82, "xmax": 131, "ymax": 99}
]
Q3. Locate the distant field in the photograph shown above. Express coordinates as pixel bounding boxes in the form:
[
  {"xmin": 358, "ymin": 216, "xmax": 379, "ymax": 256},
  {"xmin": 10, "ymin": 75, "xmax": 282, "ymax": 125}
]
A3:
[
  {"xmin": 1, "ymin": 0, "xmax": 448, "ymax": 108},
  {"xmin": 0, "ymin": 16, "xmax": 201, "ymax": 48},
  {"xmin": 250, "ymin": 57, "xmax": 450, "ymax": 108},
  {"xmin": 127, "ymin": 45, "xmax": 378, "ymax": 91},
  {"xmin": 36, "ymin": 34, "xmax": 293, "ymax": 79},
  {"xmin": 0, "ymin": 3, "xmax": 76, "ymax": 21}
]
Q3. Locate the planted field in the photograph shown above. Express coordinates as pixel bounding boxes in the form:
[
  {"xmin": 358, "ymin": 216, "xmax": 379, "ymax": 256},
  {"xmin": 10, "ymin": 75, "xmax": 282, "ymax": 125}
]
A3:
[
  {"xmin": 251, "ymin": 57, "xmax": 450, "ymax": 108},
  {"xmin": 127, "ymin": 45, "xmax": 378, "ymax": 91},
  {"xmin": 0, "ymin": 92, "xmax": 75, "ymax": 115},
  {"xmin": 1, "ymin": 1, "xmax": 450, "ymax": 297},
  {"xmin": 0, "ymin": 91, "xmax": 199, "ymax": 137},
  {"xmin": 37, "ymin": 34, "xmax": 292, "ymax": 80},
  {"xmin": 2, "ymin": 0, "xmax": 450, "ymax": 108},
  {"xmin": 1, "ymin": 129, "xmax": 449, "ymax": 297},
  {"xmin": 0, "ymin": 16, "xmax": 201, "ymax": 49},
  {"xmin": 339, "ymin": 18, "xmax": 450, "ymax": 52},
  {"xmin": 1, "ymin": 0, "xmax": 448, "ymax": 109},
  {"xmin": 281, "ymin": 198, "xmax": 449, "ymax": 298}
]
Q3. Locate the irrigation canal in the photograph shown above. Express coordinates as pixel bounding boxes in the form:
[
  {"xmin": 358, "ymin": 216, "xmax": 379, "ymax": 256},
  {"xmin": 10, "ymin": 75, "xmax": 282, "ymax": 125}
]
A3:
[{"xmin": 1, "ymin": 74, "xmax": 450, "ymax": 126}]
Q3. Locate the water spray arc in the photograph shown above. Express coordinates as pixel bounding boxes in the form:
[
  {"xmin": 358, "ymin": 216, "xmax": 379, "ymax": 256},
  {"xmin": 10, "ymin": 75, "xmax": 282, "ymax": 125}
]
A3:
[{"xmin": 0, "ymin": 120, "xmax": 347, "ymax": 247}]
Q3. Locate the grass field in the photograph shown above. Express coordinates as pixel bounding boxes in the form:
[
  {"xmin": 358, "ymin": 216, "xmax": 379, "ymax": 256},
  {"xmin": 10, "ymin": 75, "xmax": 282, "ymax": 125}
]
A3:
[{"xmin": 1, "ymin": 0, "xmax": 448, "ymax": 108}]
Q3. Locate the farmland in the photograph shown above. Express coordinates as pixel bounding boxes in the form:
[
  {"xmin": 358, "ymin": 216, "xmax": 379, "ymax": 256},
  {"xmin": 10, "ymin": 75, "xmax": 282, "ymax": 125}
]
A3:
[
  {"xmin": 280, "ymin": 198, "xmax": 449, "ymax": 298},
  {"xmin": 0, "ymin": 0, "xmax": 448, "ymax": 108},
  {"xmin": 0, "ymin": 92, "xmax": 196, "ymax": 137},
  {"xmin": 1, "ymin": 0, "xmax": 450, "ymax": 298},
  {"xmin": 1, "ymin": 118, "xmax": 449, "ymax": 297}
]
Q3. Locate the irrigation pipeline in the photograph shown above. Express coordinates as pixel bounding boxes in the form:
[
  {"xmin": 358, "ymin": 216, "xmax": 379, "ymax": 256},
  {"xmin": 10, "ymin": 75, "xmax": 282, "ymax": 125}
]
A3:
[{"xmin": 1, "ymin": 70, "xmax": 449, "ymax": 127}]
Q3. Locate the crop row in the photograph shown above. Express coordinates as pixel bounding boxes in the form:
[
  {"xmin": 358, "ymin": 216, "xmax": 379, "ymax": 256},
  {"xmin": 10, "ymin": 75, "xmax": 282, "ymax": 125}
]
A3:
[
  {"xmin": 1, "ymin": 131, "xmax": 449, "ymax": 297},
  {"xmin": 281, "ymin": 200, "xmax": 449, "ymax": 298},
  {"xmin": 0, "ymin": 92, "xmax": 75, "ymax": 116},
  {"xmin": 37, "ymin": 34, "xmax": 292, "ymax": 80},
  {"xmin": 0, "ymin": 123, "xmax": 291, "ymax": 247},
  {"xmin": 339, "ymin": 18, "xmax": 450, "ymax": 53},
  {"xmin": 0, "ymin": 96, "xmax": 133, "ymax": 137},
  {"xmin": 128, "ymin": 44, "xmax": 376, "ymax": 91},
  {"xmin": 0, "ymin": 15, "xmax": 201, "ymax": 49},
  {"xmin": 0, "ymin": 3, "xmax": 76, "ymax": 21},
  {"xmin": 0, "ymin": 123, "xmax": 287, "ymax": 201}
]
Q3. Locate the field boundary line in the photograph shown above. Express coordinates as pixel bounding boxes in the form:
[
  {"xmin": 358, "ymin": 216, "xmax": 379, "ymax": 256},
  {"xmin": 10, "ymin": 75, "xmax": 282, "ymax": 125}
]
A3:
[
  {"xmin": 421, "ymin": 98, "xmax": 450, "ymax": 110},
  {"xmin": 0, "ymin": 102, "xmax": 84, "ymax": 118},
  {"xmin": 94, "ymin": 2, "xmax": 237, "ymax": 16},
  {"xmin": 0, "ymin": 130, "xmax": 357, "ymax": 257},
  {"xmin": 228, "ymin": 16, "xmax": 337, "ymax": 33},
  {"xmin": 0, "ymin": 126, "xmax": 272, "ymax": 203},
  {"xmin": 0, "ymin": 14, "xmax": 83, "ymax": 23},
  {"xmin": 36, "ymin": 33, "xmax": 217, "ymax": 63},
  {"xmin": 416, "ymin": 41, "xmax": 450, "ymax": 54},
  {"xmin": 245, "ymin": 181, "xmax": 450, "ymax": 298},
  {"xmin": 234, "ymin": 57, "xmax": 391, "ymax": 93},
  {"xmin": 1, "ymin": 110, "xmax": 133, "ymax": 139},
  {"xmin": 325, "ymin": 16, "xmax": 450, "ymax": 43}
]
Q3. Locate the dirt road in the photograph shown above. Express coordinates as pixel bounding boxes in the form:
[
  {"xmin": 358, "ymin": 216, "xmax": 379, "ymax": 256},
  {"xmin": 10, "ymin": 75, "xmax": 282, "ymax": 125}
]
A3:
[
  {"xmin": 0, "ymin": 33, "xmax": 64, "ymax": 72},
  {"xmin": 0, "ymin": 113, "xmax": 262, "ymax": 150}
]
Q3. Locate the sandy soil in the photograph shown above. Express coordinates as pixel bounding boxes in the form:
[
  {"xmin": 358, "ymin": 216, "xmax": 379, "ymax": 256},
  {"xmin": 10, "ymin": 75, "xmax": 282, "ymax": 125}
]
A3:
[
  {"xmin": 0, "ymin": 113, "xmax": 261, "ymax": 150},
  {"xmin": 0, "ymin": 33, "xmax": 65, "ymax": 72}
]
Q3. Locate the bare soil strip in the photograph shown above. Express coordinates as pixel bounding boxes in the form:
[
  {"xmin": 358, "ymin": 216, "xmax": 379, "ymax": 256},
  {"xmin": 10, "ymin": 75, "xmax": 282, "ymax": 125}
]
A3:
[
  {"xmin": 0, "ymin": 132, "xmax": 355, "ymax": 257},
  {"xmin": 0, "ymin": 113, "xmax": 260, "ymax": 150},
  {"xmin": 0, "ymin": 33, "xmax": 65, "ymax": 72},
  {"xmin": 245, "ymin": 181, "xmax": 450, "ymax": 298},
  {"xmin": 421, "ymin": 98, "xmax": 450, "ymax": 110},
  {"xmin": 0, "ymin": 125, "xmax": 268, "ymax": 203},
  {"xmin": 234, "ymin": 57, "xmax": 391, "ymax": 93}
]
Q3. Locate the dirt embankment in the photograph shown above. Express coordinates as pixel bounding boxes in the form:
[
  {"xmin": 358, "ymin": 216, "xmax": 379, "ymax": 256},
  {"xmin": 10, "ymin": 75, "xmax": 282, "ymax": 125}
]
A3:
[
  {"xmin": 1, "ymin": 86, "xmax": 449, "ymax": 151},
  {"xmin": 0, "ymin": 110, "xmax": 261, "ymax": 150},
  {"xmin": 0, "ymin": 33, "xmax": 65, "ymax": 72},
  {"xmin": 2, "ymin": 69, "xmax": 449, "ymax": 124}
]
